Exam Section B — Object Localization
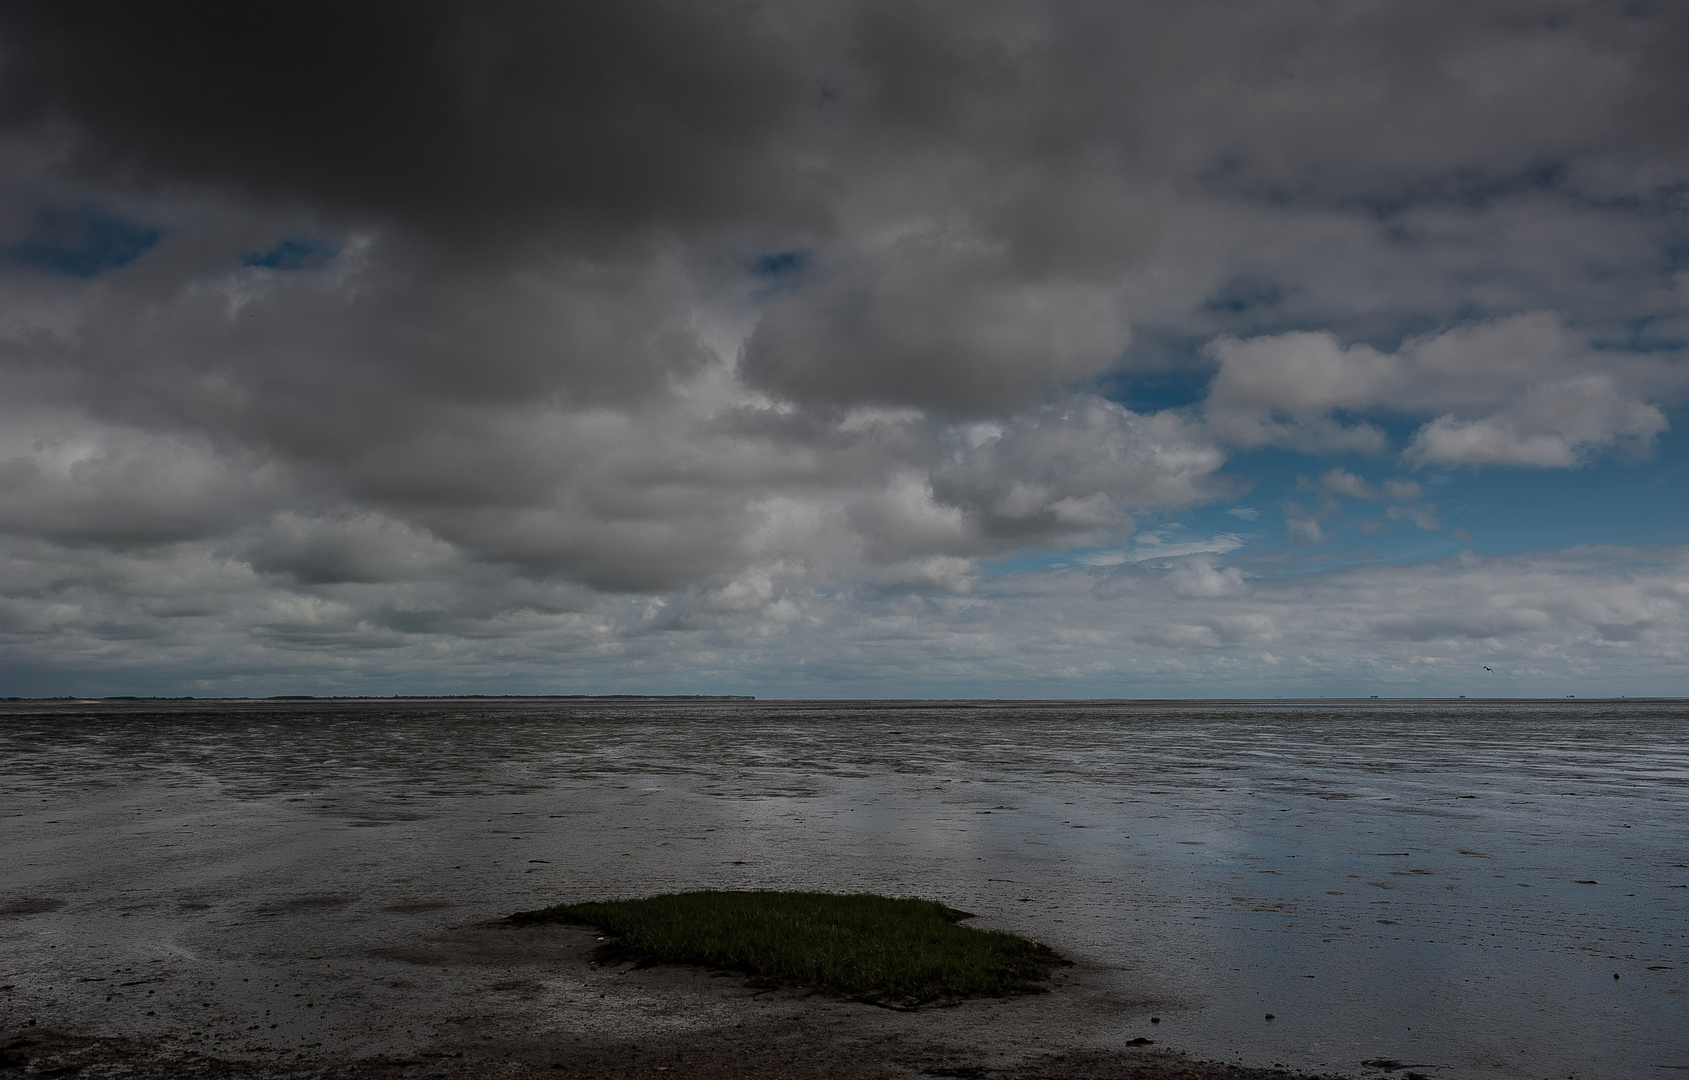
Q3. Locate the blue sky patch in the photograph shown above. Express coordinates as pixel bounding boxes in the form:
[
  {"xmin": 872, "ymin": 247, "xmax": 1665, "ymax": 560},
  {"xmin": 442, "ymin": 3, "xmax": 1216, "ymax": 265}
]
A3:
[
  {"xmin": 242, "ymin": 237, "xmax": 337, "ymax": 270},
  {"xmin": 750, "ymin": 250, "xmax": 809, "ymax": 277},
  {"xmin": 3, "ymin": 203, "xmax": 162, "ymax": 277}
]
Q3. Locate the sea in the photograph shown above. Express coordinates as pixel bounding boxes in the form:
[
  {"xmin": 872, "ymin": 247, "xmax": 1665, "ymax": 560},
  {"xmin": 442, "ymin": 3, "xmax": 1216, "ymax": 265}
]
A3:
[{"xmin": 1, "ymin": 698, "xmax": 1684, "ymax": 1079}]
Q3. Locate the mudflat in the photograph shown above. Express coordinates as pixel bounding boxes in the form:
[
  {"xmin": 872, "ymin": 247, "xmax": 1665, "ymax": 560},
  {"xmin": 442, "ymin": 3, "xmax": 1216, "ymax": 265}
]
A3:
[
  {"xmin": 7, "ymin": 698, "xmax": 1681, "ymax": 1078},
  {"xmin": 2, "ymin": 920, "xmax": 1351, "ymax": 1080}
]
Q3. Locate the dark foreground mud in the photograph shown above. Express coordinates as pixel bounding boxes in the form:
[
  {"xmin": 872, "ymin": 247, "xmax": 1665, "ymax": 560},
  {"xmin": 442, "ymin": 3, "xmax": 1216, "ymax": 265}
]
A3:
[
  {"xmin": 2, "ymin": 1028, "xmax": 1359, "ymax": 1080},
  {"xmin": 0, "ymin": 1030, "xmax": 1358, "ymax": 1080},
  {"xmin": 1, "ymin": 921, "xmax": 1355, "ymax": 1080}
]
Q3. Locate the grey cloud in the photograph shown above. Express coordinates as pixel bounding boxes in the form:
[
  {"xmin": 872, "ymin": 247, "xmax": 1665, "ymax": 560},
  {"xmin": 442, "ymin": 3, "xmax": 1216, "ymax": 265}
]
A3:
[
  {"xmin": 7, "ymin": 538, "xmax": 1682, "ymax": 697},
  {"xmin": 0, "ymin": 0, "xmax": 820, "ymax": 245},
  {"xmin": 927, "ymin": 398, "xmax": 1228, "ymax": 544},
  {"xmin": 740, "ymin": 236, "xmax": 1132, "ymax": 414},
  {"xmin": 0, "ymin": 421, "xmax": 290, "ymax": 547},
  {"xmin": 871, "ymin": 555, "xmax": 983, "ymax": 595},
  {"xmin": 843, "ymin": 473, "xmax": 977, "ymax": 565},
  {"xmin": 244, "ymin": 512, "xmax": 457, "ymax": 586},
  {"xmin": 13, "ymin": 236, "xmax": 720, "ymax": 445},
  {"xmin": 1, "ymin": 2, "xmax": 1688, "ymax": 691},
  {"xmin": 1202, "ymin": 330, "xmax": 1392, "ymax": 452}
]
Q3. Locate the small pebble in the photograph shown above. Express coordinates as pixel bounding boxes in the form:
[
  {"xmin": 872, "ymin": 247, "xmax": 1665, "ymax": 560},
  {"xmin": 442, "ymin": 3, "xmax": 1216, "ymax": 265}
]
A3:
[{"xmin": 1265, "ymin": 1013, "xmax": 1275, "ymax": 1021}]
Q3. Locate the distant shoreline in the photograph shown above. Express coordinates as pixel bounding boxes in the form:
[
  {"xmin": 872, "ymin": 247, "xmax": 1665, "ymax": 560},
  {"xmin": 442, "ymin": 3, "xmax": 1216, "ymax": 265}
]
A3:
[
  {"xmin": 2, "ymin": 693, "xmax": 759, "ymax": 702},
  {"xmin": 4, "ymin": 694, "xmax": 1682, "ymax": 704}
]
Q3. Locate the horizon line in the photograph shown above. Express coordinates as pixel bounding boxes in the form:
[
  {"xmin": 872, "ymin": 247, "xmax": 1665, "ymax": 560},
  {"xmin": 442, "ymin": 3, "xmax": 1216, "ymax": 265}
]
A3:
[{"xmin": 3, "ymin": 694, "xmax": 1681, "ymax": 704}]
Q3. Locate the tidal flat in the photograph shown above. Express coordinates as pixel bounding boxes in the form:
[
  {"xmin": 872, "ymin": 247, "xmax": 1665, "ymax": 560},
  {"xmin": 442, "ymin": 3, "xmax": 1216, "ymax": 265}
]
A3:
[{"xmin": 0, "ymin": 698, "xmax": 1683, "ymax": 1079}]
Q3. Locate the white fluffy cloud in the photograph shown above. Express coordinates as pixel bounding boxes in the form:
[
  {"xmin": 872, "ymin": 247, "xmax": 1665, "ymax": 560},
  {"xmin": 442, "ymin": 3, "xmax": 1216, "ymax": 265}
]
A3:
[
  {"xmin": 1406, "ymin": 375, "xmax": 1667, "ymax": 466},
  {"xmin": 1203, "ymin": 313, "xmax": 1680, "ymax": 465}
]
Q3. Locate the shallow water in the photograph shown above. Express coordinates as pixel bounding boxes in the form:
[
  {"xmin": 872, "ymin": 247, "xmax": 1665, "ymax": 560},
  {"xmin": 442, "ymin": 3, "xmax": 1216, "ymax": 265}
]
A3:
[{"xmin": 1, "ymin": 698, "xmax": 1684, "ymax": 1078}]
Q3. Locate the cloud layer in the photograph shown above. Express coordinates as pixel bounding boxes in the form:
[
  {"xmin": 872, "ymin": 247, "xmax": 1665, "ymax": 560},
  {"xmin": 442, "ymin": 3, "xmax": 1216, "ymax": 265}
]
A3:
[{"xmin": 0, "ymin": 1, "xmax": 1686, "ymax": 694}]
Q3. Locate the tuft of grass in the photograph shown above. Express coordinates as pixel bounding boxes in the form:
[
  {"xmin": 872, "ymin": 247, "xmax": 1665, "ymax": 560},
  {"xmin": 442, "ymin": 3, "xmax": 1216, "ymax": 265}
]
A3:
[{"xmin": 508, "ymin": 890, "xmax": 1062, "ymax": 1005}]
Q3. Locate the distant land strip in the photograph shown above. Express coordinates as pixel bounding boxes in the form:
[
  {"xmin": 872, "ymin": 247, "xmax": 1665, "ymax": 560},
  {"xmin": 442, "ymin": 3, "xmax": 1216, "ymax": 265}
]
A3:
[{"xmin": 5, "ymin": 694, "xmax": 758, "ymax": 702}]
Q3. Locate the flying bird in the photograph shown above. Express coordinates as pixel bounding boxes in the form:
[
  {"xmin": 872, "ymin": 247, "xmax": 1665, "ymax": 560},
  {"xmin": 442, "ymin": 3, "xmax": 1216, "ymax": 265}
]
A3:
[{"xmin": 1483, "ymin": 666, "xmax": 1492, "ymax": 672}]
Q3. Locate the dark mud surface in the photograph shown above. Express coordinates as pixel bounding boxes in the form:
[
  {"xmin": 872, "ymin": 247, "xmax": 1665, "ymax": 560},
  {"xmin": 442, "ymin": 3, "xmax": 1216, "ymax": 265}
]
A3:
[
  {"xmin": 3, "ymin": 698, "xmax": 1684, "ymax": 1079},
  {"xmin": 1, "ymin": 922, "xmax": 1352, "ymax": 1080}
]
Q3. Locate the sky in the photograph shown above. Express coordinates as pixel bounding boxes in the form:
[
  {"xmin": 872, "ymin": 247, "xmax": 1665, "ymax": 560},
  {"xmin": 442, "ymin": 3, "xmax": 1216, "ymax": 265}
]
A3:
[{"xmin": 0, "ymin": 0, "xmax": 1686, "ymax": 699}]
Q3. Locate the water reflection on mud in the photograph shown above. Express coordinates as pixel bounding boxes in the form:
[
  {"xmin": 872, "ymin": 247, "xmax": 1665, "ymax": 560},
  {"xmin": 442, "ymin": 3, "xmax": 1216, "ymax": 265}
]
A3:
[{"xmin": 1, "ymin": 698, "xmax": 1684, "ymax": 1078}]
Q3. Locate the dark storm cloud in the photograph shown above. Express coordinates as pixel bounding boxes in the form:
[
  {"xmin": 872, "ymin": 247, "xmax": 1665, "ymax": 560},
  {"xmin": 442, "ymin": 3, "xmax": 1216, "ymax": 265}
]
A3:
[
  {"xmin": 8, "ymin": 2, "xmax": 1689, "ymax": 242},
  {"xmin": 0, "ymin": 0, "xmax": 818, "ymax": 243}
]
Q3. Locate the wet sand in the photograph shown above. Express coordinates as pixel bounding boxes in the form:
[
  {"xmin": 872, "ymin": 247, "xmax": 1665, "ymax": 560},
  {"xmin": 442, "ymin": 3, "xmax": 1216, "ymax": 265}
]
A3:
[
  {"xmin": 3, "ymin": 920, "xmax": 1353, "ymax": 1080},
  {"xmin": 2, "ymin": 698, "xmax": 1683, "ymax": 1079}
]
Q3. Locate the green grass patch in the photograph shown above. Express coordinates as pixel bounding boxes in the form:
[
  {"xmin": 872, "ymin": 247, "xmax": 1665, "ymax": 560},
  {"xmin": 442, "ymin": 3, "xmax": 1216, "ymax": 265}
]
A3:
[{"xmin": 508, "ymin": 890, "xmax": 1063, "ymax": 1006}]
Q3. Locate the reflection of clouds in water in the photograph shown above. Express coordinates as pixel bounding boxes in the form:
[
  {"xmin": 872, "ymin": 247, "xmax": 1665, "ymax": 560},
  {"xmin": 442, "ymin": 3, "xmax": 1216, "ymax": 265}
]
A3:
[
  {"xmin": 0, "ymin": 700, "xmax": 1682, "ymax": 1079},
  {"xmin": 527, "ymin": 978, "xmax": 737, "ymax": 1037},
  {"xmin": 814, "ymin": 779, "xmax": 999, "ymax": 880}
]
